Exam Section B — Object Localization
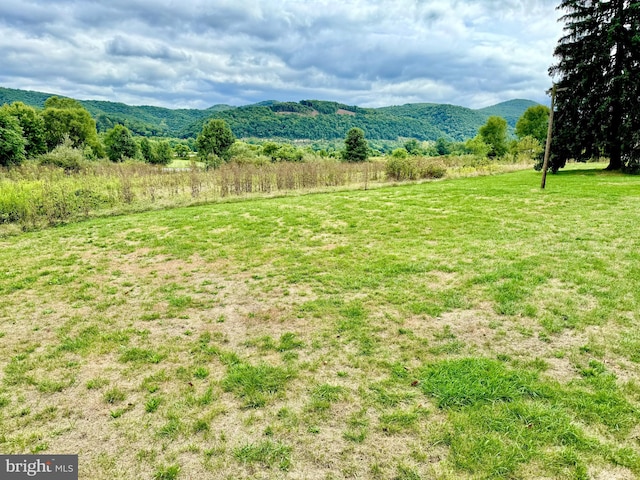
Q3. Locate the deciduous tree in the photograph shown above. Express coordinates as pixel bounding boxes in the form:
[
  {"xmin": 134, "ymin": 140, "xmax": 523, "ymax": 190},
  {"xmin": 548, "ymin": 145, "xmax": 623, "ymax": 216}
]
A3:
[
  {"xmin": 196, "ymin": 119, "xmax": 235, "ymax": 165},
  {"xmin": 515, "ymin": 105, "xmax": 550, "ymax": 145},
  {"xmin": 139, "ymin": 137, "xmax": 155, "ymax": 163},
  {"xmin": 42, "ymin": 96, "xmax": 104, "ymax": 156},
  {"xmin": 478, "ymin": 116, "xmax": 508, "ymax": 158},
  {"xmin": 154, "ymin": 141, "xmax": 173, "ymax": 165},
  {"xmin": 0, "ymin": 109, "xmax": 26, "ymax": 167},
  {"xmin": 104, "ymin": 125, "xmax": 138, "ymax": 162},
  {"xmin": 1, "ymin": 102, "xmax": 46, "ymax": 157}
]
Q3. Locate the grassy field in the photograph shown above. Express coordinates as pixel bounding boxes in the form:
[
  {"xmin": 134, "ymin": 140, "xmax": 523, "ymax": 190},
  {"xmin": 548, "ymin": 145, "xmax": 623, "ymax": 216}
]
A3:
[{"xmin": 1, "ymin": 163, "xmax": 639, "ymax": 479}]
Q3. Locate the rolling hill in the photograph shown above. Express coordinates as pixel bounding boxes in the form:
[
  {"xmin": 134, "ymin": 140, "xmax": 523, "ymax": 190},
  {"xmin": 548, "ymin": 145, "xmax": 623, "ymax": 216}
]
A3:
[{"xmin": 1, "ymin": 86, "xmax": 538, "ymax": 142}]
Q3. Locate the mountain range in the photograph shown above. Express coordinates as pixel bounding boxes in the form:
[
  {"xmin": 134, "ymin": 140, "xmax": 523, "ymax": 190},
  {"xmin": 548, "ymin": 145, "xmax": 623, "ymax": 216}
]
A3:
[{"xmin": 1, "ymin": 86, "xmax": 538, "ymax": 142}]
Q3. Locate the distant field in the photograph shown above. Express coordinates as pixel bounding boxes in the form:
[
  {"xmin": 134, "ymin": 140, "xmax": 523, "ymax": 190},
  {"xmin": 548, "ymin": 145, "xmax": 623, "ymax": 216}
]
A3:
[{"xmin": 1, "ymin": 164, "xmax": 639, "ymax": 479}]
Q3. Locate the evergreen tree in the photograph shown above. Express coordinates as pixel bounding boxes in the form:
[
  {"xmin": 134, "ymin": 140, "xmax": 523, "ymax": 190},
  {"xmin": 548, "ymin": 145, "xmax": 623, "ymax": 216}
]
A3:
[
  {"xmin": 550, "ymin": 0, "xmax": 640, "ymax": 171},
  {"xmin": 342, "ymin": 128, "xmax": 369, "ymax": 162}
]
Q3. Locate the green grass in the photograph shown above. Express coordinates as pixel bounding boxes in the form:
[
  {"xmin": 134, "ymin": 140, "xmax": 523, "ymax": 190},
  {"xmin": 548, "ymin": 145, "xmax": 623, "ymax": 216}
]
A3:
[
  {"xmin": 0, "ymin": 164, "xmax": 639, "ymax": 478},
  {"xmin": 153, "ymin": 464, "xmax": 180, "ymax": 480},
  {"xmin": 233, "ymin": 440, "xmax": 292, "ymax": 470},
  {"xmin": 222, "ymin": 362, "xmax": 294, "ymax": 408}
]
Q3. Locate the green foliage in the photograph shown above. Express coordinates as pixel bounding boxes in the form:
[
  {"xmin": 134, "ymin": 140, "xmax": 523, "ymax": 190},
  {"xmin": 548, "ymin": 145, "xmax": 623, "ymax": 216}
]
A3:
[
  {"xmin": 343, "ymin": 127, "xmax": 369, "ymax": 162},
  {"xmin": 435, "ymin": 137, "xmax": 451, "ymax": 156},
  {"xmin": 385, "ymin": 156, "xmax": 447, "ymax": 181},
  {"xmin": 38, "ymin": 136, "xmax": 87, "ymax": 172},
  {"xmin": 225, "ymin": 141, "xmax": 269, "ymax": 165},
  {"xmin": 551, "ymin": 0, "xmax": 640, "ymax": 171},
  {"xmin": 512, "ymin": 135, "xmax": 543, "ymax": 162},
  {"xmin": 478, "ymin": 116, "xmax": 508, "ymax": 158},
  {"xmin": 184, "ymin": 99, "xmax": 537, "ymax": 142},
  {"xmin": 42, "ymin": 96, "xmax": 103, "ymax": 156},
  {"xmin": 464, "ymin": 136, "xmax": 491, "ymax": 157},
  {"xmin": 138, "ymin": 137, "xmax": 180, "ymax": 165},
  {"xmin": 261, "ymin": 142, "xmax": 304, "ymax": 162},
  {"xmin": 153, "ymin": 141, "xmax": 173, "ymax": 166},
  {"xmin": 391, "ymin": 148, "xmax": 408, "ymax": 159},
  {"xmin": 515, "ymin": 105, "xmax": 550, "ymax": 144},
  {"xmin": 104, "ymin": 125, "xmax": 138, "ymax": 162},
  {"xmin": 44, "ymin": 97, "xmax": 83, "ymax": 110},
  {"xmin": 1, "ymin": 102, "xmax": 47, "ymax": 156},
  {"xmin": 403, "ymin": 138, "xmax": 421, "ymax": 154},
  {"xmin": 196, "ymin": 119, "xmax": 235, "ymax": 163},
  {"xmin": 0, "ymin": 109, "xmax": 26, "ymax": 167},
  {"xmin": 139, "ymin": 137, "xmax": 155, "ymax": 163},
  {"xmin": 2, "ymin": 87, "xmax": 539, "ymax": 144},
  {"xmin": 173, "ymin": 144, "xmax": 190, "ymax": 158},
  {"xmin": 0, "ymin": 86, "xmax": 51, "ymax": 108}
]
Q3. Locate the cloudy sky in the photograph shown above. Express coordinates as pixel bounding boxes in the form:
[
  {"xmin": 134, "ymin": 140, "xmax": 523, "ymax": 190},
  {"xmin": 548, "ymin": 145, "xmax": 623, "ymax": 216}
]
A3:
[{"xmin": 0, "ymin": 0, "xmax": 565, "ymax": 110}]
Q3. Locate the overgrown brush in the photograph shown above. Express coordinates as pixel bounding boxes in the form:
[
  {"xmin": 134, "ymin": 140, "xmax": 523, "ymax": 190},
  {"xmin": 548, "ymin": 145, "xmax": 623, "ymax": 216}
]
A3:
[
  {"xmin": 1, "ymin": 153, "xmax": 531, "ymax": 232},
  {"xmin": 0, "ymin": 160, "xmax": 386, "ymax": 230},
  {"xmin": 385, "ymin": 155, "xmax": 447, "ymax": 181}
]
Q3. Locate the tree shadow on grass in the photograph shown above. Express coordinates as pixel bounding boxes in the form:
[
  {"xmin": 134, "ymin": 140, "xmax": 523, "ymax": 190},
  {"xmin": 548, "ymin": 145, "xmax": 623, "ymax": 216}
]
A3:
[{"xmin": 552, "ymin": 165, "xmax": 622, "ymax": 177}]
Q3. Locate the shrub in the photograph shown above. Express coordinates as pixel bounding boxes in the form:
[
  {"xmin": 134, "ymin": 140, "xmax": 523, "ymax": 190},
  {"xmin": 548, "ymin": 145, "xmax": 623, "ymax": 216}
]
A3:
[
  {"xmin": 391, "ymin": 148, "xmax": 409, "ymax": 159},
  {"xmin": 204, "ymin": 153, "xmax": 224, "ymax": 170},
  {"xmin": 38, "ymin": 136, "xmax": 87, "ymax": 172},
  {"xmin": 386, "ymin": 156, "xmax": 417, "ymax": 180},
  {"xmin": 386, "ymin": 156, "xmax": 446, "ymax": 181}
]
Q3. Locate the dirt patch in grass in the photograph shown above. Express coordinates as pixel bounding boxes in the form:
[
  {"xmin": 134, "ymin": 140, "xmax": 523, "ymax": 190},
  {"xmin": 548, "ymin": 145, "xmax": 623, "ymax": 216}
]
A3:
[{"xmin": 2, "ymin": 167, "xmax": 640, "ymax": 479}]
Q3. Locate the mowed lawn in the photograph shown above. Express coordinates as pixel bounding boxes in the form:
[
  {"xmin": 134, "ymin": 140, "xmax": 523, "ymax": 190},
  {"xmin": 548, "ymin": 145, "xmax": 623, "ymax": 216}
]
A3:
[{"xmin": 1, "ymin": 164, "xmax": 639, "ymax": 479}]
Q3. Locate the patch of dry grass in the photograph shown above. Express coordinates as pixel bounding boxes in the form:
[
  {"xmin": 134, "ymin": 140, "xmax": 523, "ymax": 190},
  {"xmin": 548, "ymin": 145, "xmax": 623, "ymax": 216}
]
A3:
[{"xmin": 1, "ymin": 164, "xmax": 639, "ymax": 479}]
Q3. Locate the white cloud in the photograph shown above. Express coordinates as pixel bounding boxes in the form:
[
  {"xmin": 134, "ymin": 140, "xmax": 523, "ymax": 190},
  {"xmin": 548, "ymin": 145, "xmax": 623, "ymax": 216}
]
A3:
[{"xmin": 0, "ymin": 0, "xmax": 564, "ymax": 108}]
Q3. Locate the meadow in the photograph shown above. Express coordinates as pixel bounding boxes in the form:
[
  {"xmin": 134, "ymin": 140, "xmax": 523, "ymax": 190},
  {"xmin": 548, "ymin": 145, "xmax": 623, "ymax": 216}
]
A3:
[
  {"xmin": 0, "ymin": 155, "xmax": 525, "ymax": 234},
  {"xmin": 1, "ymin": 164, "xmax": 639, "ymax": 479}
]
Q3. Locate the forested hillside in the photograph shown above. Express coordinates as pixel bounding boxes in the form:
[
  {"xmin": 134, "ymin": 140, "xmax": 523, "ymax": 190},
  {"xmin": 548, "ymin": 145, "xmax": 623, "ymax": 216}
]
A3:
[{"xmin": 1, "ymin": 86, "xmax": 537, "ymax": 141}]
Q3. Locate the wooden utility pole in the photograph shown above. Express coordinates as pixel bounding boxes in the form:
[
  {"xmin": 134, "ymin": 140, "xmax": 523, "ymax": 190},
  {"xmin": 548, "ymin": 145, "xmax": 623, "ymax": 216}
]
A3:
[
  {"xmin": 541, "ymin": 85, "xmax": 568, "ymax": 189},
  {"xmin": 541, "ymin": 86, "xmax": 557, "ymax": 189}
]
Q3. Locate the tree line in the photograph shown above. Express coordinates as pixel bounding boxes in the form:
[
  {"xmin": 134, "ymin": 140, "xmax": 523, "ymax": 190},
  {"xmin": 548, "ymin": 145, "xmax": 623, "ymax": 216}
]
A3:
[
  {"xmin": 1, "ymin": 92, "xmax": 550, "ymax": 169},
  {"xmin": 194, "ymin": 106, "xmax": 550, "ymax": 167},
  {"xmin": 0, "ymin": 97, "xmax": 184, "ymax": 168}
]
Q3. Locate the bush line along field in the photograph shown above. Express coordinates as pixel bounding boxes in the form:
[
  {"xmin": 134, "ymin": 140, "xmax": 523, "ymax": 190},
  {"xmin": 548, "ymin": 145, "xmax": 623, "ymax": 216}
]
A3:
[
  {"xmin": 1, "ymin": 164, "xmax": 639, "ymax": 479},
  {"xmin": 0, "ymin": 156, "xmax": 527, "ymax": 233}
]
